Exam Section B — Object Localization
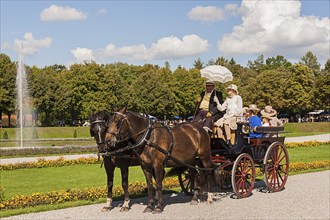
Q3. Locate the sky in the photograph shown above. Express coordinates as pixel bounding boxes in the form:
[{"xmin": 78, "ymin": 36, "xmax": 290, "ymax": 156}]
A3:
[{"xmin": 1, "ymin": 0, "xmax": 329, "ymax": 69}]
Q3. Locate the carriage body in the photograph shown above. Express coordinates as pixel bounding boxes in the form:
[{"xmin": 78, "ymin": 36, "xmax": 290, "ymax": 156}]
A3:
[{"xmin": 179, "ymin": 122, "xmax": 290, "ymax": 198}]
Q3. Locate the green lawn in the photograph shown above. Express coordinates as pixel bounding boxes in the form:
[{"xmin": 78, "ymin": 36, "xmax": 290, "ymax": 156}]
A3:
[
  {"xmin": 287, "ymin": 144, "xmax": 330, "ymax": 162},
  {"xmin": 0, "ymin": 140, "xmax": 94, "ymax": 148},
  {"xmin": 284, "ymin": 122, "xmax": 330, "ymax": 137},
  {"xmin": 0, "ymin": 164, "xmax": 145, "ymax": 199},
  {"xmin": 0, "ymin": 127, "xmax": 90, "ymax": 140}
]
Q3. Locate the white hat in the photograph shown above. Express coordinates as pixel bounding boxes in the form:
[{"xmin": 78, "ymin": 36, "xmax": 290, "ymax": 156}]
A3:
[
  {"xmin": 261, "ymin": 106, "xmax": 277, "ymax": 117},
  {"xmin": 227, "ymin": 84, "xmax": 238, "ymax": 94},
  {"xmin": 248, "ymin": 104, "xmax": 260, "ymax": 111},
  {"xmin": 206, "ymin": 80, "xmax": 215, "ymax": 85}
]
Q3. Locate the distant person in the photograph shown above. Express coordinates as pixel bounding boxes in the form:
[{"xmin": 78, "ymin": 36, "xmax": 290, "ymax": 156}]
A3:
[
  {"xmin": 260, "ymin": 106, "xmax": 283, "ymax": 126},
  {"xmin": 214, "ymin": 84, "xmax": 242, "ymax": 145},
  {"xmin": 248, "ymin": 104, "xmax": 262, "ymax": 138},
  {"xmin": 261, "ymin": 113, "xmax": 272, "ymax": 138},
  {"xmin": 194, "ymin": 81, "xmax": 223, "ymax": 133}
]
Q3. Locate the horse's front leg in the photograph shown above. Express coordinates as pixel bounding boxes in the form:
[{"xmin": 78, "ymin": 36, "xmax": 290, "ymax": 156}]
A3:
[
  {"xmin": 119, "ymin": 159, "xmax": 130, "ymax": 212},
  {"xmin": 153, "ymin": 165, "xmax": 165, "ymax": 214},
  {"xmin": 142, "ymin": 166, "xmax": 155, "ymax": 213},
  {"xmin": 102, "ymin": 157, "xmax": 115, "ymax": 212}
]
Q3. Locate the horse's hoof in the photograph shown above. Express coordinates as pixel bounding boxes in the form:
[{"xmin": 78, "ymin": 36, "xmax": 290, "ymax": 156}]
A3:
[
  {"xmin": 207, "ymin": 200, "xmax": 213, "ymax": 205},
  {"xmin": 120, "ymin": 206, "xmax": 129, "ymax": 212},
  {"xmin": 143, "ymin": 207, "xmax": 153, "ymax": 213},
  {"xmin": 152, "ymin": 207, "xmax": 163, "ymax": 214},
  {"xmin": 101, "ymin": 206, "xmax": 111, "ymax": 212},
  {"xmin": 190, "ymin": 200, "xmax": 198, "ymax": 205}
]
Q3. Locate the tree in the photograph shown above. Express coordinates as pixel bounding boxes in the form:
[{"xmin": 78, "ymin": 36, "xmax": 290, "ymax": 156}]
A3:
[
  {"xmin": 164, "ymin": 61, "xmax": 171, "ymax": 69},
  {"xmin": 193, "ymin": 58, "xmax": 204, "ymax": 70},
  {"xmin": 314, "ymin": 72, "xmax": 330, "ymax": 109},
  {"xmin": 265, "ymin": 55, "xmax": 292, "ymax": 70},
  {"xmin": 247, "ymin": 54, "xmax": 265, "ymax": 72},
  {"xmin": 0, "ymin": 54, "xmax": 16, "ymax": 127},
  {"xmin": 28, "ymin": 66, "xmax": 59, "ymax": 126},
  {"xmin": 299, "ymin": 51, "xmax": 321, "ymax": 74},
  {"xmin": 323, "ymin": 59, "xmax": 330, "ymax": 73}
]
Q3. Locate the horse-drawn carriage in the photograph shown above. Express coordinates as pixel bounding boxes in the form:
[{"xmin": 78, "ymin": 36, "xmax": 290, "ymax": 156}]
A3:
[
  {"xmin": 178, "ymin": 122, "xmax": 289, "ymax": 199},
  {"xmin": 90, "ymin": 110, "xmax": 289, "ymax": 213}
]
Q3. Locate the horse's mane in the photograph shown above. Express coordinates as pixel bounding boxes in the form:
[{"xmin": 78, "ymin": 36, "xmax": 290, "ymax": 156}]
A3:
[{"xmin": 89, "ymin": 110, "xmax": 110, "ymax": 122}]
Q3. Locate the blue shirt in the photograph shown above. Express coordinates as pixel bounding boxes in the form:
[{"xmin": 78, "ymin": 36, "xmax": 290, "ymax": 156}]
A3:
[{"xmin": 249, "ymin": 116, "xmax": 262, "ymax": 138}]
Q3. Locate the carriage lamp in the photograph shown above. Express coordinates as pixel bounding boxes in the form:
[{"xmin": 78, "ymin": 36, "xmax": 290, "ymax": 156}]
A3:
[{"xmin": 242, "ymin": 125, "xmax": 251, "ymax": 134}]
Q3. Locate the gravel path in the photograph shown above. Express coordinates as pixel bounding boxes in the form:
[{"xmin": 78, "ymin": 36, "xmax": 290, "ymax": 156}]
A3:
[
  {"xmin": 285, "ymin": 133, "xmax": 329, "ymax": 143},
  {"xmin": 3, "ymin": 170, "xmax": 329, "ymax": 220}
]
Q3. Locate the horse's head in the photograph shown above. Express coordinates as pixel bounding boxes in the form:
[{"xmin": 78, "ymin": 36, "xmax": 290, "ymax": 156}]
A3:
[
  {"xmin": 105, "ymin": 107, "xmax": 131, "ymax": 149},
  {"xmin": 89, "ymin": 111, "xmax": 110, "ymax": 153}
]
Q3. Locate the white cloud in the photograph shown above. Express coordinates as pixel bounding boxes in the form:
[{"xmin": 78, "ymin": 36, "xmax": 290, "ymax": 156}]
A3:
[
  {"xmin": 1, "ymin": 32, "xmax": 52, "ymax": 56},
  {"xmin": 97, "ymin": 8, "xmax": 107, "ymax": 14},
  {"xmin": 71, "ymin": 34, "xmax": 209, "ymax": 63},
  {"xmin": 218, "ymin": 0, "xmax": 330, "ymax": 59},
  {"xmin": 225, "ymin": 3, "xmax": 238, "ymax": 11},
  {"xmin": 187, "ymin": 6, "xmax": 225, "ymax": 22},
  {"xmin": 40, "ymin": 4, "xmax": 87, "ymax": 21}
]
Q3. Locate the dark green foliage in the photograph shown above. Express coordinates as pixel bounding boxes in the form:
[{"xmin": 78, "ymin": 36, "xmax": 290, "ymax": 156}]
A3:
[
  {"xmin": 0, "ymin": 52, "xmax": 328, "ymax": 122},
  {"xmin": 2, "ymin": 131, "xmax": 8, "ymax": 139}
]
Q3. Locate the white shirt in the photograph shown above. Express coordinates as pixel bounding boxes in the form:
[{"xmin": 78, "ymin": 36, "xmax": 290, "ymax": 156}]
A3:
[{"xmin": 216, "ymin": 95, "xmax": 243, "ymax": 119}]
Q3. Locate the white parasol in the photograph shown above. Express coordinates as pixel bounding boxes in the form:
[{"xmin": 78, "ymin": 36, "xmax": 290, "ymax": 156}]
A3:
[{"xmin": 200, "ymin": 65, "xmax": 233, "ymax": 83}]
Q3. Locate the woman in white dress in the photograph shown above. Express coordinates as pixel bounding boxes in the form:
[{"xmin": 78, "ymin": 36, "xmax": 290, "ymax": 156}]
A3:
[{"xmin": 214, "ymin": 84, "xmax": 243, "ymax": 145}]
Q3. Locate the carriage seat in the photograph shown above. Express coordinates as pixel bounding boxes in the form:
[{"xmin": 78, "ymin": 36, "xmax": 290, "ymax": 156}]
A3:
[{"xmin": 254, "ymin": 126, "xmax": 284, "ymax": 134}]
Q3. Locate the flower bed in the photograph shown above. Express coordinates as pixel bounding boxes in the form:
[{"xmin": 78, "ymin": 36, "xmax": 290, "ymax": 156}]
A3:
[
  {"xmin": 285, "ymin": 141, "xmax": 329, "ymax": 149},
  {"xmin": 0, "ymin": 178, "xmax": 179, "ymax": 210},
  {"xmin": 0, "ymin": 146, "xmax": 97, "ymax": 157}
]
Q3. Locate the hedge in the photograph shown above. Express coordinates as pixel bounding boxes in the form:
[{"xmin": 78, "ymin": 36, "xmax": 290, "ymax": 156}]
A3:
[
  {"xmin": 0, "ymin": 178, "xmax": 179, "ymax": 210},
  {"xmin": 0, "ymin": 157, "xmax": 99, "ymax": 171},
  {"xmin": 0, "ymin": 146, "xmax": 97, "ymax": 157}
]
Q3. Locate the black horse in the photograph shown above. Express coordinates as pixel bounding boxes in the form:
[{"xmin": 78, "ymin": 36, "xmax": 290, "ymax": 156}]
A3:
[
  {"xmin": 105, "ymin": 108, "xmax": 214, "ymax": 214},
  {"xmin": 89, "ymin": 111, "xmax": 138, "ymax": 212}
]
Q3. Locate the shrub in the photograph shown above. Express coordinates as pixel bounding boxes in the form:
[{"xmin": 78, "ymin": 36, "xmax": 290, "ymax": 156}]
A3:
[
  {"xmin": 31, "ymin": 128, "xmax": 39, "ymax": 139},
  {"xmin": 73, "ymin": 130, "xmax": 77, "ymax": 138},
  {"xmin": 0, "ymin": 146, "xmax": 97, "ymax": 157},
  {"xmin": 2, "ymin": 131, "xmax": 8, "ymax": 140}
]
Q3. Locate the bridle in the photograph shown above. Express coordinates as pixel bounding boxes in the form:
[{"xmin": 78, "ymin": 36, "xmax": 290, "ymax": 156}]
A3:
[
  {"xmin": 90, "ymin": 119, "xmax": 107, "ymax": 145},
  {"xmin": 106, "ymin": 111, "xmax": 151, "ymax": 148}
]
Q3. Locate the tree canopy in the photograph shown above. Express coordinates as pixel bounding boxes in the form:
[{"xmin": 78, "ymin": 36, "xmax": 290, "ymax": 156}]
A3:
[{"xmin": 0, "ymin": 51, "xmax": 328, "ymax": 126}]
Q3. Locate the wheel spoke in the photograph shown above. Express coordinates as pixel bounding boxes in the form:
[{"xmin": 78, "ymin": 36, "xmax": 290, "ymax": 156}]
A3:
[{"xmin": 278, "ymin": 154, "xmax": 286, "ymax": 164}]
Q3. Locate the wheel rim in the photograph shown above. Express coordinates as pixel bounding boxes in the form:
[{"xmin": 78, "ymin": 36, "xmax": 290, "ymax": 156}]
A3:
[
  {"xmin": 264, "ymin": 142, "xmax": 289, "ymax": 192},
  {"xmin": 178, "ymin": 169, "xmax": 194, "ymax": 196},
  {"xmin": 232, "ymin": 154, "xmax": 255, "ymax": 198}
]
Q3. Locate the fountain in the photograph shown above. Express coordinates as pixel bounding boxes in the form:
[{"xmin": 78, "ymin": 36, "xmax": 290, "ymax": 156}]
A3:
[{"xmin": 16, "ymin": 44, "xmax": 31, "ymax": 147}]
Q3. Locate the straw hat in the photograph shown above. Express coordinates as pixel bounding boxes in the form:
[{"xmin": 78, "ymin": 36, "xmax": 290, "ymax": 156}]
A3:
[
  {"xmin": 261, "ymin": 113, "xmax": 272, "ymax": 120},
  {"xmin": 206, "ymin": 80, "xmax": 215, "ymax": 85},
  {"xmin": 248, "ymin": 104, "xmax": 260, "ymax": 111},
  {"xmin": 242, "ymin": 107, "xmax": 249, "ymax": 114},
  {"xmin": 261, "ymin": 106, "xmax": 277, "ymax": 117},
  {"xmin": 226, "ymin": 84, "xmax": 238, "ymax": 94}
]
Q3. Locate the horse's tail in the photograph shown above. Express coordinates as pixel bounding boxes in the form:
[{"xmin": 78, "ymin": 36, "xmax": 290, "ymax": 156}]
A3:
[{"xmin": 165, "ymin": 167, "xmax": 186, "ymax": 177}]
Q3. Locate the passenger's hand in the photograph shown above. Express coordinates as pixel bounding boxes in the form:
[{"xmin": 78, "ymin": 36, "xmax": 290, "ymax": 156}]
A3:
[
  {"xmin": 206, "ymin": 112, "xmax": 212, "ymax": 118},
  {"xmin": 214, "ymin": 96, "xmax": 220, "ymax": 104}
]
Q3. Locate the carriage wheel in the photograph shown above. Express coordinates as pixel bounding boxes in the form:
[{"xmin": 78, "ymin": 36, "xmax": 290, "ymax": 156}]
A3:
[
  {"xmin": 231, "ymin": 153, "xmax": 255, "ymax": 198},
  {"xmin": 263, "ymin": 142, "xmax": 289, "ymax": 192},
  {"xmin": 178, "ymin": 168, "xmax": 194, "ymax": 196},
  {"xmin": 220, "ymin": 165, "xmax": 232, "ymax": 190}
]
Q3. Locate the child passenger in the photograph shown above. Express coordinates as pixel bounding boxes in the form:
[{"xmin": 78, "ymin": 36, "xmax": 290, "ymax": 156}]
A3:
[
  {"xmin": 214, "ymin": 84, "xmax": 243, "ymax": 145},
  {"xmin": 248, "ymin": 104, "xmax": 262, "ymax": 138}
]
